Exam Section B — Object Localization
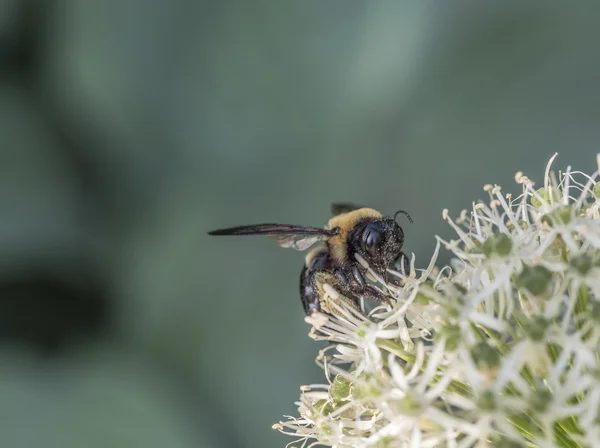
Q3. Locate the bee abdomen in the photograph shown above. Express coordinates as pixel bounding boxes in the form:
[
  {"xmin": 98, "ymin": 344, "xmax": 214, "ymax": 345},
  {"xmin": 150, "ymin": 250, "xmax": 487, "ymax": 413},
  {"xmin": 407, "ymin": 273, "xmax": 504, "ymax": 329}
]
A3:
[{"xmin": 300, "ymin": 248, "xmax": 331, "ymax": 315}]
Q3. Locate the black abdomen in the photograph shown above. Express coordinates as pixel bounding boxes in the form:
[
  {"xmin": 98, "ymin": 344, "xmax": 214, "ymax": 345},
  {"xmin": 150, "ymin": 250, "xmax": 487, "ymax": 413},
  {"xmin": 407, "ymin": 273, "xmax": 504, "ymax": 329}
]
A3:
[{"xmin": 300, "ymin": 249, "xmax": 332, "ymax": 314}]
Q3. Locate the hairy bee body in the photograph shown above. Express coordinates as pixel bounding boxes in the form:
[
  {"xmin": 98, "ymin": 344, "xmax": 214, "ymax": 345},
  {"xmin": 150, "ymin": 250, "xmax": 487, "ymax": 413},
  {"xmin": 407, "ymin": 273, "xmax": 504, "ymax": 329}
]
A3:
[{"xmin": 208, "ymin": 203, "xmax": 412, "ymax": 316}]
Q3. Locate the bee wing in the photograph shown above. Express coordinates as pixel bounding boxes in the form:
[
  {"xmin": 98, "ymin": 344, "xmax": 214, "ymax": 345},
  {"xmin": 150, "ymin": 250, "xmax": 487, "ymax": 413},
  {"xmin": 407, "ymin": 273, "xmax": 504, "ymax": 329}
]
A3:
[
  {"xmin": 208, "ymin": 224, "xmax": 335, "ymax": 251},
  {"xmin": 331, "ymin": 202, "xmax": 363, "ymax": 216},
  {"xmin": 270, "ymin": 233, "xmax": 325, "ymax": 250}
]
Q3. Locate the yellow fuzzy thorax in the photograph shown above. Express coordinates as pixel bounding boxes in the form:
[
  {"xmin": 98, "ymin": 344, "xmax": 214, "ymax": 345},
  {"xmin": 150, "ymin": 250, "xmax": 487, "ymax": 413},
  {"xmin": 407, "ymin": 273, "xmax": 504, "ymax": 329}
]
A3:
[{"xmin": 325, "ymin": 208, "xmax": 383, "ymax": 264}]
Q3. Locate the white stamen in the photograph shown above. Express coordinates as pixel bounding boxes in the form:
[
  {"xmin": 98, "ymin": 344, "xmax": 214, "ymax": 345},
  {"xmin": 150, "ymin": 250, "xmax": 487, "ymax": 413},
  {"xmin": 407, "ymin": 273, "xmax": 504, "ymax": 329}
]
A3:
[
  {"xmin": 544, "ymin": 152, "xmax": 559, "ymax": 190},
  {"xmin": 515, "ymin": 171, "xmax": 524, "ymax": 182}
]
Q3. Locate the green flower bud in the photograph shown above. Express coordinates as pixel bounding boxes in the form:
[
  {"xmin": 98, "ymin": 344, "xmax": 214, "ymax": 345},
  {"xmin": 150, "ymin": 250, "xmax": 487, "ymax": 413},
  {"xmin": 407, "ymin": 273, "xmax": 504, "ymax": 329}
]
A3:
[
  {"xmin": 531, "ymin": 186, "xmax": 562, "ymax": 208},
  {"xmin": 471, "ymin": 341, "xmax": 501, "ymax": 369},
  {"xmin": 437, "ymin": 323, "xmax": 461, "ymax": 351},
  {"xmin": 414, "ymin": 290, "xmax": 431, "ymax": 305},
  {"xmin": 317, "ymin": 423, "xmax": 334, "ymax": 441},
  {"xmin": 530, "ymin": 388, "xmax": 552, "ymax": 413},
  {"xmin": 330, "ymin": 375, "xmax": 351, "ymax": 401},
  {"xmin": 522, "ymin": 316, "xmax": 549, "ymax": 341},
  {"xmin": 414, "ymin": 281, "xmax": 435, "ymax": 305},
  {"xmin": 477, "ymin": 390, "xmax": 497, "ymax": 411},
  {"xmin": 594, "ymin": 182, "xmax": 600, "ymax": 199},
  {"xmin": 544, "ymin": 235, "xmax": 567, "ymax": 262},
  {"xmin": 353, "ymin": 377, "xmax": 381, "ymax": 400},
  {"xmin": 517, "ymin": 265, "xmax": 553, "ymax": 295},
  {"xmin": 541, "ymin": 205, "xmax": 573, "ymax": 227},
  {"xmin": 570, "ymin": 254, "xmax": 593, "ymax": 276},
  {"xmin": 507, "ymin": 220, "xmax": 529, "ymax": 232},
  {"xmin": 314, "ymin": 399, "xmax": 334, "ymax": 416},
  {"xmin": 468, "ymin": 239, "xmax": 483, "ymax": 254},
  {"xmin": 482, "ymin": 233, "xmax": 513, "ymax": 257}
]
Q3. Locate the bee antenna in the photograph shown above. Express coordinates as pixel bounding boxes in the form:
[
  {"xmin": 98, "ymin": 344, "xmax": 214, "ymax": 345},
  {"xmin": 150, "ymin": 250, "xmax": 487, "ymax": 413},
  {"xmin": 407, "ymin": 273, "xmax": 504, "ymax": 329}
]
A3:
[{"xmin": 394, "ymin": 210, "xmax": 413, "ymax": 224}]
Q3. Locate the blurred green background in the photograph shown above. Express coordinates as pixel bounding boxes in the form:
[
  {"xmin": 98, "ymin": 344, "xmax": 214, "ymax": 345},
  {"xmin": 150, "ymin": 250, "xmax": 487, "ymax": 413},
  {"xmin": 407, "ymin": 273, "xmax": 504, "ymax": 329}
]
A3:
[{"xmin": 1, "ymin": 1, "xmax": 599, "ymax": 447}]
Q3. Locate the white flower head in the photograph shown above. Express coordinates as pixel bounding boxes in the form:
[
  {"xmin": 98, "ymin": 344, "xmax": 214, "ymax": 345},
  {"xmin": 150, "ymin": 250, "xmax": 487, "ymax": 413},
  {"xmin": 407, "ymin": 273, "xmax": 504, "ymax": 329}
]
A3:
[{"xmin": 276, "ymin": 154, "xmax": 600, "ymax": 448}]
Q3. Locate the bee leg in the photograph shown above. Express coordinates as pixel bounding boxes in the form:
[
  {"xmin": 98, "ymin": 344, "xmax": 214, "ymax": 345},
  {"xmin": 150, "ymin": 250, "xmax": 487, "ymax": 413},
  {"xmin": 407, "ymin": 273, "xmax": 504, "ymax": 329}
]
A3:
[
  {"xmin": 352, "ymin": 265, "xmax": 366, "ymax": 289},
  {"xmin": 350, "ymin": 264, "xmax": 392, "ymax": 306},
  {"xmin": 334, "ymin": 268, "xmax": 350, "ymax": 287},
  {"xmin": 359, "ymin": 285, "xmax": 393, "ymax": 306}
]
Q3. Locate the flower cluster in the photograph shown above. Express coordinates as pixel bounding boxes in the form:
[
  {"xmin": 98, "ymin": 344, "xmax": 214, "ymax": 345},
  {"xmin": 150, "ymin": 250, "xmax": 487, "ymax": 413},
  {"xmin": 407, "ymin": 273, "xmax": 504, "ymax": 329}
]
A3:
[{"xmin": 274, "ymin": 154, "xmax": 600, "ymax": 448}]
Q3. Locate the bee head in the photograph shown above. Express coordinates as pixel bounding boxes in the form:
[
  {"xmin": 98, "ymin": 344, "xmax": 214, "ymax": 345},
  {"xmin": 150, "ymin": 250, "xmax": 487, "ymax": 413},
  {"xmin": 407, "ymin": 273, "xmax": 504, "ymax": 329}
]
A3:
[{"xmin": 350, "ymin": 218, "xmax": 405, "ymax": 276}]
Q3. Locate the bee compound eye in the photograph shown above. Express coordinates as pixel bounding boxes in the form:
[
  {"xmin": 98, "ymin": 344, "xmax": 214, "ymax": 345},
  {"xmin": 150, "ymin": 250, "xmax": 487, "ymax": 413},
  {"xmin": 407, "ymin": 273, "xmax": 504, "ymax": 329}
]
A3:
[{"xmin": 363, "ymin": 225, "xmax": 383, "ymax": 255}]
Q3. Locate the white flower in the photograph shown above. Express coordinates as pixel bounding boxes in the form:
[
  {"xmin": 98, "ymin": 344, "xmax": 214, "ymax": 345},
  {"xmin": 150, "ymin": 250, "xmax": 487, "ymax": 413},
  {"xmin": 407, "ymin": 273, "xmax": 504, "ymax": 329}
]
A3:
[{"xmin": 276, "ymin": 154, "xmax": 600, "ymax": 448}]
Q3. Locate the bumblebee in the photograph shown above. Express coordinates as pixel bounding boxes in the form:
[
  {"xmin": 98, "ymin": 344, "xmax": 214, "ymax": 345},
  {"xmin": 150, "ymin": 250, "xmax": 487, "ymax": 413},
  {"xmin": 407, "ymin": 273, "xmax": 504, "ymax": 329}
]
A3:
[{"xmin": 208, "ymin": 203, "xmax": 412, "ymax": 315}]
